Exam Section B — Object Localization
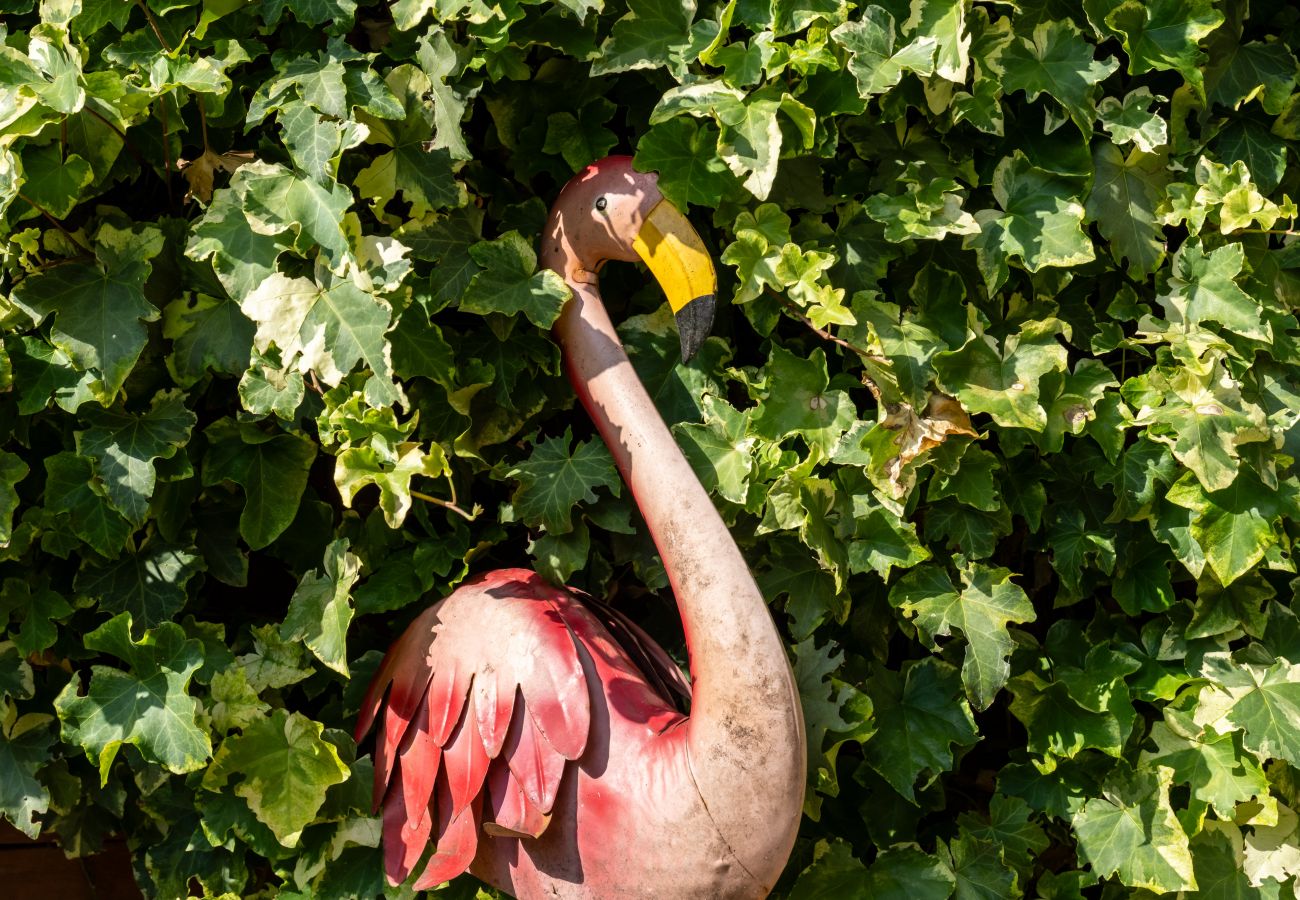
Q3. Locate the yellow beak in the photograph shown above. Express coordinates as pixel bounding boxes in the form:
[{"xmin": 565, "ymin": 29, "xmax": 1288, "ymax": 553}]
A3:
[{"xmin": 632, "ymin": 200, "xmax": 717, "ymax": 362}]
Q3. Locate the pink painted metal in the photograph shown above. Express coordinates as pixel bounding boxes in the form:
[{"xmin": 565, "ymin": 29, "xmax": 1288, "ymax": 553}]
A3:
[{"xmin": 357, "ymin": 157, "xmax": 805, "ymax": 898}]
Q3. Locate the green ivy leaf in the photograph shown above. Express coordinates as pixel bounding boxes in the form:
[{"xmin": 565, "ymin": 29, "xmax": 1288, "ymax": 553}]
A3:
[
  {"xmin": 955, "ymin": 794, "xmax": 1049, "ymax": 874},
  {"xmin": 940, "ymin": 831, "xmax": 1017, "ymax": 900},
  {"xmin": 0, "ymin": 705, "xmax": 54, "ymax": 839},
  {"xmin": 507, "ymin": 428, "xmax": 621, "ymax": 534},
  {"xmin": 788, "ymin": 840, "xmax": 867, "ymax": 898},
  {"xmin": 186, "ymin": 187, "xmax": 288, "ymax": 304},
  {"xmin": 42, "ymin": 452, "xmax": 132, "ymax": 557},
  {"xmin": 1207, "ymin": 40, "xmax": 1297, "ymax": 115},
  {"xmin": 355, "ymin": 66, "xmax": 466, "ymax": 217},
  {"xmin": 54, "ymin": 614, "xmax": 212, "ymax": 783},
  {"xmin": 1097, "ymin": 87, "xmax": 1169, "ymax": 152},
  {"xmin": 459, "ymin": 232, "xmax": 572, "ymax": 328},
  {"xmin": 75, "ymin": 392, "xmax": 196, "ymax": 525},
  {"xmin": 202, "ymin": 420, "xmax": 317, "ymax": 550},
  {"xmin": 1000, "ymin": 19, "xmax": 1118, "ymax": 128},
  {"xmin": 891, "ymin": 562, "xmax": 1036, "ymax": 711},
  {"xmin": 201, "ymin": 709, "xmax": 349, "ymax": 848},
  {"xmin": 752, "ymin": 345, "xmax": 856, "ymax": 453},
  {"xmin": 544, "ymin": 99, "xmax": 618, "ymax": 172},
  {"xmin": 0, "ymin": 579, "xmax": 72, "ymax": 656},
  {"xmin": 10, "ymin": 230, "xmax": 162, "ymax": 398},
  {"xmin": 860, "ymin": 658, "xmax": 978, "ymax": 802},
  {"xmin": 163, "ymin": 294, "xmax": 256, "ymax": 386},
  {"xmin": 75, "ymin": 542, "xmax": 202, "ymax": 632},
  {"xmin": 416, "ymin": 31, "xmax": 472, "ymax": 161},
  {"xmin": 15, "ymin": 144, "xmax": 92, "ymax": 218},
  {"xmin": 1106, "ymin": 0, "xmax": 1224, "ymax": 98},
  {"xmin": 635, "ymin": 117, "xmax": 737, "ymax": 209},
  {"xmin": 1086, "ymin": 142, "xmax": 1168, "ymax": 278},
  {"xmin": 673, "ymin": 394, "xmax": 754, "ymax": 505}
]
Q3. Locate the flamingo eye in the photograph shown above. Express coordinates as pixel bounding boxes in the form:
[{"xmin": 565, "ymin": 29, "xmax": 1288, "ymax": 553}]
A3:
[{"xmin": 595, "ymin": 196, "xmax": 608, "ymax": 212}]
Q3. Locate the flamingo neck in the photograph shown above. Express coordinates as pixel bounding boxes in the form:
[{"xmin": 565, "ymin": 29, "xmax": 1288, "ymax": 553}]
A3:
[{"xmin": 550, "ymin": 278, "xmax": 805, "ymax": 879}]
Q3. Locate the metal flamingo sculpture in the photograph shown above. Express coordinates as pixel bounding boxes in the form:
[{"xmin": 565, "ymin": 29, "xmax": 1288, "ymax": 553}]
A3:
[{"xmin": 356, "ymin": 156, "xmax": 805, "ymax": 898}]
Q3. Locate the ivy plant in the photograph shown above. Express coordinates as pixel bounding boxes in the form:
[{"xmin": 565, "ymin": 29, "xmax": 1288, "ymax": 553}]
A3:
[{"xmin": 2, "ymin": 0, "xmax": 1300, "ymax": 897}]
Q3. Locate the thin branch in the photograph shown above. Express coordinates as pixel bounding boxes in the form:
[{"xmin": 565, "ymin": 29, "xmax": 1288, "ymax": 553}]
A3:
[
  {"xmin": 136, "ymin": 0, "xmax": 173, "ymax": 51},
  {"xmin": 411, "ymin": 490, "xmax": 476, "ymax": 522},
  {"xmin": 159, "ymin": 98, "xmax": 174, "ymax": 209},
  {"xmin": 136, "ymin": 0, "xmax": 212, "ymax": 156},
  {"xmin": 82, "ymin": 105, "xmax": 149, "ymax": 169},
  {"xmin": 17, "ymin": 193, "xmax": 95, "ymax": 255},
  {"xmin": 763, "ymin": 287, "xmax": 887, "ymax": 365},
  {"xmin": 30, "ymin": 255, "xmax": 95, "ymax": 271},
  {"xmin": 197, "ymin": 95, "xmax": 209, "ymax": 151},
  {"xmin": 763, "ymin": 287, "xmax": 894, "ymax": 402}
]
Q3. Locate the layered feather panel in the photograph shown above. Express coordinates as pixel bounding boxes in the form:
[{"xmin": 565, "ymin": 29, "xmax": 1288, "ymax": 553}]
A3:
[{"xmin": 356, "ymin": 569, "xmax": 596, "ymax": 888}]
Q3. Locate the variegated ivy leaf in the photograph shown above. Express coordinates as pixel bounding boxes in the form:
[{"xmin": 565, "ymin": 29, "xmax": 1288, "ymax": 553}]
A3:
[
  {"xmin": 1139, "ymin": 707, "xmax": 1268, "ymax": 820},
  {"xmin": 1243, "ymin": 801, "xmax": 1300, "ymax": 887},
  {"xmin": 1160, "ymin": 157, "xmax": 1297, "ymax": 235},
  {"xmin": 831, "ymin": 7, "xmax": 937, "ymax": 99},
  {"xmin": 1128, "ymin": 363, "xmax": 1272, "ymax": 495},
  {"xmin": 1194, "ymin": 651, "xmax": 1300, "ymax": 766},
  {"xmin": 865, "ymin": 169, "xmax": 978, "ymax": 243},
  {"xmin": 1071, "ymin": 765, "xmax": 1197, "ymax": 893},
  {"xmin": 336, "ymin": 442, "xmax": 450, "ymax": 529},
  {"xmin": 240, "ymin": 272, "xmax": 400, "ymax": 408},
  {"xmin": 280, "ymin": 539, "xmax": 361, "ymax": 677},
  {"xmin": 1098, "ymin": 87, "xmax": 1169, "ymax": 152},
  {"xmin": 592, "ymin": 0, "xmax": 697, "ymax": 76},
  {"xmin": 964, "ymin": 153, "xmax": 1095, "ymax": 292}
]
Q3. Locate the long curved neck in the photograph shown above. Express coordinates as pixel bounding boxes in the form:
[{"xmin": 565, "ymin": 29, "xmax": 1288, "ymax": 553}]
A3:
[{"xmin": 552, "ymin": 279, "xmax": 805, "ymax": 883}]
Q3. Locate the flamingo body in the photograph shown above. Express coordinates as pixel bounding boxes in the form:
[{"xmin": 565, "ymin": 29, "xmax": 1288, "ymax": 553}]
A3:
[
  {"xmin": 357, "ymin": 157, "xmax": 804, "ymax": 898},
  {"xmin": 358, "ymin": 568, "xmax": 773, "ymax": 897}
]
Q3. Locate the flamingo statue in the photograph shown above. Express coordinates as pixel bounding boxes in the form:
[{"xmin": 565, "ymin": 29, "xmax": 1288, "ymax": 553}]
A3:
[{"xmin": 355, "ymin": 156, "xmax": 805, "ymax": 898}]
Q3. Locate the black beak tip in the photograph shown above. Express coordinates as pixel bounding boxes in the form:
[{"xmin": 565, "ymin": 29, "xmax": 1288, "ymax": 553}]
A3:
[{"xmin": 677, "ymin": 294, "xmax": 716, "ymax": 363}]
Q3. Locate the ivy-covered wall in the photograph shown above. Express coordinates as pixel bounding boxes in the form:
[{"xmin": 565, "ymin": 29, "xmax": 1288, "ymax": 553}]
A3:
[{"xmin": 2, "ymin": 0, "xmax": 1300, "ymax": 897}]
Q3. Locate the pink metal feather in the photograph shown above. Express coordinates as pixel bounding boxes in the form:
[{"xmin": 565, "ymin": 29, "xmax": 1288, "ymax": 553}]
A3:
[{"xmin": 356, "ymin": 160, "xmax": 805, "ymax": 898}]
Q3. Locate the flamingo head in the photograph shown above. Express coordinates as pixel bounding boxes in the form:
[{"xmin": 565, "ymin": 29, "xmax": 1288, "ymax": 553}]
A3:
[{"xmin": 542, "ymin": 155, "xmax": 717, "ymax": 361}]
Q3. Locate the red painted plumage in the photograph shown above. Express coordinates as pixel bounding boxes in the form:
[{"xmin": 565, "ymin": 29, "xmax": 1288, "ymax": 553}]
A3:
[{"xmin": 357, "ymin": 570, "xmax": 639, "ymax": 888}]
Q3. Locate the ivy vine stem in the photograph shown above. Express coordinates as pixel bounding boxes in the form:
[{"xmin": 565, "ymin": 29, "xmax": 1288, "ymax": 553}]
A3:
[
  {"xmin": 15, "ymin": 193, "xmax": 94, "ymax": 254},
  {"xmin": 410, "ymin": 491, "xmax": 476, "ymax": 522},
  {"xmin": 135, "ymin": 0, "xmax": 212, "ymax": 156}
]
